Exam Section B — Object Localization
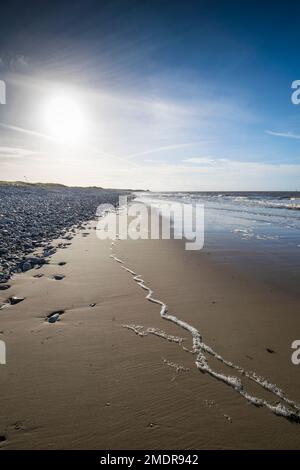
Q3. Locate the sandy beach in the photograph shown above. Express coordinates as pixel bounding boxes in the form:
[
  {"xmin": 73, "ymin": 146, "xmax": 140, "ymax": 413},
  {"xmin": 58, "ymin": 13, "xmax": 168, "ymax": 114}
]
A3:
[
  {"xmin": 1, "ymin": 210, "xmax": 300, "ymax": 450},
  {"xmin": 2, "ymin": 0, "xmax": 300, "ymax": 457}
]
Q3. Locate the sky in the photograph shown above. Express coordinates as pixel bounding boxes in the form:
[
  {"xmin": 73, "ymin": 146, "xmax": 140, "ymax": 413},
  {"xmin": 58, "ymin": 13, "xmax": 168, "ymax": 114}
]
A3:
[{"xmin": 0, "ymin": 0, "xmax": 300, "ymax": 190}]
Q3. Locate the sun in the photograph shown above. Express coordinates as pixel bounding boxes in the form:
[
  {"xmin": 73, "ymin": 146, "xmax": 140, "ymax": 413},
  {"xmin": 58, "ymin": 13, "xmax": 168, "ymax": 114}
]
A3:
[{"xmin": 43, "ymin": 94, "xmax": 86, "ymax": 144}]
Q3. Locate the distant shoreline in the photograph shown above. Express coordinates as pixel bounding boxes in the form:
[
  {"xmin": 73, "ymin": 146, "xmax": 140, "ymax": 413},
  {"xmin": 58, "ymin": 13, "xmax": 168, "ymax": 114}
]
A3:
[{"xmin": 0, "ymin": 180, "xmax": 145, "ymax": 192}]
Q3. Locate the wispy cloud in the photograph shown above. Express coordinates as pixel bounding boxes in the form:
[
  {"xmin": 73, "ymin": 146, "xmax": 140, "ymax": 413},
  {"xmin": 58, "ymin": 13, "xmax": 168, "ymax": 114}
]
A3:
[
  {"xmin": 92, "ymin": 159, "xmax": 300, "ymax": 191},
  {"xmin": 0, "ymin": 123, "xmax": 55, "ymax": 141},
  {"xmin": 183, "ymin": 157, "xmax": 229, "ymax": 165},
  {"xmin": 0, "ymin": 146, "xmax": 40, "ymax": 160},
  {"xmin": 0, "ymin": 55, "xmax": 29, "ymax": 72},
  {"xmin": 125, "ymin": 142, "xmax": 202, "ymax": 160},
  {"xmin": 266, "ymin": 130, "xmax": 300, "ymax": 140}
]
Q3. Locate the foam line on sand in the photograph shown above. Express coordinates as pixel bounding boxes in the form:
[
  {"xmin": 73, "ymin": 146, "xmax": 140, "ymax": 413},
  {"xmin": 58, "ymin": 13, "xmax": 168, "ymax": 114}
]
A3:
[{"xmin": 110, "ymin": 244, "xmax": 300, "ymax": 422}]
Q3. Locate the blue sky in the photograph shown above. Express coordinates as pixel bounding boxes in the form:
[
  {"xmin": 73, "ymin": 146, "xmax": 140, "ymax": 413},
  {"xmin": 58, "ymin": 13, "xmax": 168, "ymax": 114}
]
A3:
[{"xmin": 0, "ymin": 0, "xmax": 300, "ymax": 190}]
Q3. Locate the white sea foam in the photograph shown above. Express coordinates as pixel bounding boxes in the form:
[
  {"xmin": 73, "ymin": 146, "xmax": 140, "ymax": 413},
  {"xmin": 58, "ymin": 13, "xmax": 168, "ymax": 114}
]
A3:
[
  {"xmin": 111, "ymin": 240, "xmax": 300, "ymax": 422},
  {"xmin": 122, "ymin": 324, "xmax": 185, "ymax": 344},
  {"xmin": 162, "ymin": 358, "xmax": 190, "ymax": 373},
  {"xmin": 232, "ymin": 228, "xmax": 254, "ymax": 240},
  {"xmin": 233, "ymin": 229, "xmax": 279, "ymax": 242}
]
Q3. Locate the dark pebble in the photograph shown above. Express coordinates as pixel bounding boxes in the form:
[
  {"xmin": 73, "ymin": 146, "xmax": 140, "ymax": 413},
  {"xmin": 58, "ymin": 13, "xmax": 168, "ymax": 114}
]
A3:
[
  {"xmin": 0, "ymin": 285, "xmax": 10, "ymax": 291},
  {"xmin": 8, "ymin": 296, "xmax": 25, "ymax": 305}
]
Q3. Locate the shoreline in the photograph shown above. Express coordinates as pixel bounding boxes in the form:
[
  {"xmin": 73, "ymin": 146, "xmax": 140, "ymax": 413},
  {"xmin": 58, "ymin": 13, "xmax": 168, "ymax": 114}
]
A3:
[
  {"xmin": 110, "ymin": 239, "xmax": 300, "ymax": 421},
  {"xmin": 0, "ymin": 214, "xmax": 300, "ymax": 448}
]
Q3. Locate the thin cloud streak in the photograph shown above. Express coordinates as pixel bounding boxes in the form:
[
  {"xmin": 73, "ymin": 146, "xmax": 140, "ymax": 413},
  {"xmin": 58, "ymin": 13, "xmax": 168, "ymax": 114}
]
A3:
[
  {"xmin": 266, "ymin": 130, "xmax": 300, "ymax": 140},
  {"xmin": 183, "ymin": 157, "xmax": 229, "ymax": 165},
  {"xmin": 0, "ymin": 122, "xmax": 57, "ymax": 142},
  {"xmin": 0, "ymin": 123, "xmax": 142, "ymax": 169},
  {"xmin": 125, "ymin": 142, "xmax": 202, "ymax": 160},
  {"xmin": 0, "ymin": 146, "xmax": 40, "ymax": 160}
]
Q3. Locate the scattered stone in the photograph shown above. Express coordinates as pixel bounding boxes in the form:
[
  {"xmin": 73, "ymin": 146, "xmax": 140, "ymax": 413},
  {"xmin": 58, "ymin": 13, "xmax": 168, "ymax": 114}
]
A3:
[
  {"xmin": 89, "ymin": 303, "xmax": 96, "ymax": 307},
  {"xmin": 266, "ymin": 348, "xmax": 275, "ymax": 354},
  {"xmin": 224, "ymin": 414, "xmax": 232, "ymax": 423},
  {"xmin": 53, "ymin": 274, "xmax": 65, "ymax": 281},
  {"xmin": 43, "ymin": 249, "xmax": 57, "ymax": 258},
  {"xmin": 147, "ymin": 422, "xmax": 159, "ymax": 429},
  {"xmin": 0, "ymin": 285, "xmax": 10, "ymax": 291},
  {"xmin": 0, "ymin": 435, "xmax": 6, "ymax": 442},
  {"xmin": 58, "ymin": 261, "xmax": 67, "ymax": 266},
  {"xmin": 0, "ymin": 184, "xmax": 126, "ymax": 283},
  {"xmin": 33, "ymin": 273, "xmax": 44, "ymax": 278},
  {"xmin": 26, "ymin": 256, "xmax": 46, "ymax": 266},
  {"xmin": 48, "ymin": 313, "xmax": 60, "ymax": 323},
  {"xmin": 62, "ymin": 235, "xmax": 73, "ymax": 240},
  {"xmin": 21, "ymin": 261, "xmax": 32, "ymax": 272},
  {"xmin": 46, "ymin": 309, "xmax": 65, "ymax": 319},
  {"xmin": 8, "ymin": 296, "xmax": 25, "ymax": 305}
]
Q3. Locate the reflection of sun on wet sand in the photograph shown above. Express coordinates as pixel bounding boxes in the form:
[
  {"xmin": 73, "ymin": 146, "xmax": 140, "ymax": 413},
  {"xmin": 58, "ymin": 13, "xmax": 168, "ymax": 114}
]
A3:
[{"xmin": 1, "ymin": 205, "xmax": 300, "ymax": 449}]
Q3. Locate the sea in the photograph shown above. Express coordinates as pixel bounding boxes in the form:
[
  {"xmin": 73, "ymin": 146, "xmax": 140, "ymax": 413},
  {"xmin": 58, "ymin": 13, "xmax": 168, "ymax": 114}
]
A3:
[{"xmin": 134, "ymin": 191, "xmax": 300, "ymax": 293}]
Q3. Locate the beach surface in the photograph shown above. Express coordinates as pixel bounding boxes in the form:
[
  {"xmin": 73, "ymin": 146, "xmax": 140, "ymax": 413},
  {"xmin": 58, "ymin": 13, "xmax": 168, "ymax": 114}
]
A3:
[{"xmin": 1, "ymin": 215, "xmax": 300, "ymax": 449}]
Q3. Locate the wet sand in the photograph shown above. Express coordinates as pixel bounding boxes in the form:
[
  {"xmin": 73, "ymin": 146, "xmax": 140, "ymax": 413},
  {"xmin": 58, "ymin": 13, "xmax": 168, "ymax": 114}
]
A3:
[{"xmin": 0, "ymin": 220, "xmax": 300, "ymax": 449}]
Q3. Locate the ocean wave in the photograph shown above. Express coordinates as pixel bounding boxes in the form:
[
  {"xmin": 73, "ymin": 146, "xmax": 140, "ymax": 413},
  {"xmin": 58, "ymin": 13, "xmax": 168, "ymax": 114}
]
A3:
[{"xmin": 138, "ymin": 191, "xmax": 300, "ymax": 211}]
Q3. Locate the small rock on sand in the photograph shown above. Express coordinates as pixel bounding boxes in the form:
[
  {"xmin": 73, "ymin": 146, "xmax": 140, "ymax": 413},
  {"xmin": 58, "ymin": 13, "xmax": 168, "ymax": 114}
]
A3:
[
  {"xmin": 53, "ymin": 274, "xmax": 65, "ymax": 281},
  {"xmin": 8, "ymin": 296, "xmax": 25, "ymax": 305},
  {"xmin": 21, "ymin": 261, "xmax": 32, "ymax": 272},
  {"xmin": 46, "ymin": 310, "xmax": 65, "ymax": 319},
  {"xmin": 48, "ymin": 313, "xmax": 60, "ymax": 323},
  {"xmin": 266, "ymin": 348, "xmax": 275, "ymax": 354},
  {"xmin": 0, "ymin": 285, "xmax": 10, "ymax": 291}
]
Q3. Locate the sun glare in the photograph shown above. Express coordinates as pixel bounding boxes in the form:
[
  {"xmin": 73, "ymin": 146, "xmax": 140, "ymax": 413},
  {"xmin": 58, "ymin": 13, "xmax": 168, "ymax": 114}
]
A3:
[{"xmin": 43, "ymin": 94, "xmax": 86, "ymax": 144}]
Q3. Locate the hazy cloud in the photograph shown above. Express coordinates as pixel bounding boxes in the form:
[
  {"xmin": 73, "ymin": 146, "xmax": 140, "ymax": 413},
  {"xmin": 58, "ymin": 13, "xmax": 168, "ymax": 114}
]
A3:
[
  {"xmin": 266, "ymin": 130, "xmax": 300, "ymax": 140},
  {"xmin": 0, "ymin": 146, "xmax": 39, "ymax": 160},
  {"xmin": 183, "ymin": 157, "xmax": 229, "ymax": 165},
  {"xmin": 0, "ymin": 55, "xmax": 29, "ymax": 72}
]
